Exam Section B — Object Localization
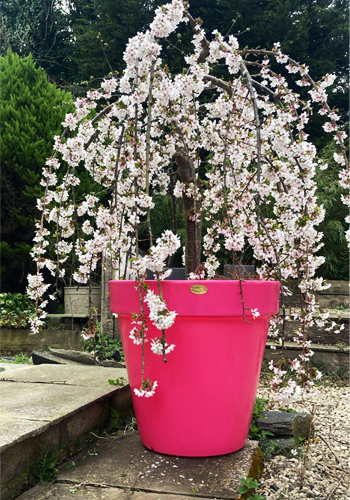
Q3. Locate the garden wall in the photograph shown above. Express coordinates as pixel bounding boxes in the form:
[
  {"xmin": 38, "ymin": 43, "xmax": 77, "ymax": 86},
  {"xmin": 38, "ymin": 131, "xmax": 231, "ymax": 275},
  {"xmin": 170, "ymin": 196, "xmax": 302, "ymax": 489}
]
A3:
[
  {"xmin": 284, "ymin": 280, "xmax": 349, "ymax": 309},
  {"xmin": 0, "ymin": 328, "xmax": 82, "ymax": 354}
]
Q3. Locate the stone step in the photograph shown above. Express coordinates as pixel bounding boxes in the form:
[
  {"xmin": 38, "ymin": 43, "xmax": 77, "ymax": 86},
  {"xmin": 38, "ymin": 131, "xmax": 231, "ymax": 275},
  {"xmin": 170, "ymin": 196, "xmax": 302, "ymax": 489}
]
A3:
[
  {"xmin": 0, "ymin": 363, "xmax": 132, "ymax": 500},
  {"xmin": 17, "ymin": 432, "xmax": 262, "ymax": 500}
]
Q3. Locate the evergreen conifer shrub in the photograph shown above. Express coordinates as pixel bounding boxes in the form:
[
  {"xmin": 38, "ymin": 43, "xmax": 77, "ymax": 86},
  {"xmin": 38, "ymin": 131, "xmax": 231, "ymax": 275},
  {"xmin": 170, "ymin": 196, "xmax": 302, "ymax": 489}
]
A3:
[{"xmin": 0, "ymin": 50, "xmax": 72, "ymax": 292}]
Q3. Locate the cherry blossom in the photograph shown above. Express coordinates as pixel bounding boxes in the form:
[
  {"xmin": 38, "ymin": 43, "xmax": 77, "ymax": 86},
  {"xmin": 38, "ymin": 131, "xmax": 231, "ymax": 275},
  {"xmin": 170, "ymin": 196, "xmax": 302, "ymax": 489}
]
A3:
[
  {"xmin": 28, "ymin": 0, "xmax": 348, "ymax": 402},
  {"xmin": 134, "ymin": 379, "xmax": 158, "ymax": 398},
  {"xmin": 150, "ymin": 338, "xmax": 176, "ymax": 355}
]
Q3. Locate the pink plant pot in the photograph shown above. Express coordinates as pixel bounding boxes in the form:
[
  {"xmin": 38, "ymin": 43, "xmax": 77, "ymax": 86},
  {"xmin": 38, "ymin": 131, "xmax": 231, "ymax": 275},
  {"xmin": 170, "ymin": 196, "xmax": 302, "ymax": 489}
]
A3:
[{"xmin": 109, "ymin": 279, "xmax": 280, "ymax": 457}]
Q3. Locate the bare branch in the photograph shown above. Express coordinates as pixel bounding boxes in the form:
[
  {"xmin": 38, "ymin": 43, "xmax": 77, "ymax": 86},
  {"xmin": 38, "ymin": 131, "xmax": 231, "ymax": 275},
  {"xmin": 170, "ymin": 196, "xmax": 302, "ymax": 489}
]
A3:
[
  {"xmin": 11, "ymin": 0, "xmax": 44, "ymax": 42},
  {"xmin": 325, "ymin": 472, "xmax": 349, "ymax": 500},
  {"xmin": 185, "ymin": 11, "xmax": 210, "ymax": 64},
  {"xmin": 203, "ymin": 75, "xmax": 233, "ymax": 96},
  {"xmin": 319, "ymin": 436, "xmax": 345, "ymax": 468}
]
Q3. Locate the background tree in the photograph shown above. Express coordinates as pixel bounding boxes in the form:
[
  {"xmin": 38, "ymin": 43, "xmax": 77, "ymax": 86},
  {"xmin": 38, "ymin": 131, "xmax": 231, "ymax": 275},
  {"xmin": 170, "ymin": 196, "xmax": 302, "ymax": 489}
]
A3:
[
  {"xmin": 0, "ymin": 50, "xmax": 72, "ymax": 292},
  {"xmin": 0, "ymin": 0, "xmax": 77, "ymax": 83},
  {"xmin": 64, "ymin": 0, "xmax": 165, "ymax": 83},
  {"xmin": 2, "ymin": 0, "xmax": 347, "ymax": 107},
  {"xmin": 0, "ymin": 0, "xmax": 166, "ymax": 87},
  {"xmin": 316, "ymin": 137, "xmax": 349, "ymax": 280}
]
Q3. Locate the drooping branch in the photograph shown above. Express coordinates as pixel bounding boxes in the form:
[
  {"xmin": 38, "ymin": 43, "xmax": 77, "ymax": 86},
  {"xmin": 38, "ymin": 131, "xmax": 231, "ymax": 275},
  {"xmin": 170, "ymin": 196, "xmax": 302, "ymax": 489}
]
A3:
[{"xmin": 185, "ymin": 11, "xmax": 284, "ymax": 103}]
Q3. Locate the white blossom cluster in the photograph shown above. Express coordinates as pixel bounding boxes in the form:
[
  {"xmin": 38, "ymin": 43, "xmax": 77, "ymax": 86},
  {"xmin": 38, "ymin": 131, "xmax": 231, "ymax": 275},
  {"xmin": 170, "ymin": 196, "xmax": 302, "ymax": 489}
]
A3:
[
  {"xmin": 144, "ymin": 290, "xmax": 177, "ymax": 331},
  {"xmin": 134, "ymin": 380, "xmax": 158, "ymax": 398}
]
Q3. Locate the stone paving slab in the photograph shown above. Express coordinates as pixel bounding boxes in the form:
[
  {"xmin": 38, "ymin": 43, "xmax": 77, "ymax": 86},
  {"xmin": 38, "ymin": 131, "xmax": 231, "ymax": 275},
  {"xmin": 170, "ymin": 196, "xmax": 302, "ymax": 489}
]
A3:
[
  {"xmin": 0, "ymin": 415, "xmax": 49, "ymax": 449},
  {"xmin": 0, "ymin": 363, "xmax": 128, "ymax": 387},
  {"xmin": 54, "ymin": 432, "xmax": 261, "ymax": 499},
  {"xmin": 0, "ymin": 381, "xmax": 116, "ymax": 448},
  {"xmin": 0, "ymin": 363, "xmax": 34, "ymax": 374},
  {"xmin": 0, "ymin": 363, "xmax": 132, "ymax": 500},
  {"xmin": 17, "ymin": 482, "xmax": 212, "ymax": 499},
  {"xmin": 0, "ymin": 364, "xmax": 129, "ymax": 450}
]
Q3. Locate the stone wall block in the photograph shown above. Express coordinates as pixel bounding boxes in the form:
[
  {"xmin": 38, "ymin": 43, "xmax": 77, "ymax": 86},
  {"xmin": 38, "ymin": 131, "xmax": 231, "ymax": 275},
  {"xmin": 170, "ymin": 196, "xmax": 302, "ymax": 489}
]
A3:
[{"xmin": 256, "ymin": 411, "xmax": 314, "ymax": 441}]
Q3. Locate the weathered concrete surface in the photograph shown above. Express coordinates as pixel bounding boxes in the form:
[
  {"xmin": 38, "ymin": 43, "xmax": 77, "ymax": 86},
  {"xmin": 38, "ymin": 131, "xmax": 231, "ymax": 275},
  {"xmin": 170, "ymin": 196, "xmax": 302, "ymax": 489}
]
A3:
[
  {"xmin": 18, "ymin": 432, "xmax": 262, "ymax": 500},
  {"xmin": 0, "ymin": 364, "xmax": 132, "ymax": 500},
  {"xmin": 49, "ymin": 348, "xmax": 96, "ymax": 364},
  {"xmin": 17, "ymin": 483, "xmax": 212, "ymax": 499},
  {"xmin": 0, "ymin": 363, "xmax": 128, "ymax": 388}
]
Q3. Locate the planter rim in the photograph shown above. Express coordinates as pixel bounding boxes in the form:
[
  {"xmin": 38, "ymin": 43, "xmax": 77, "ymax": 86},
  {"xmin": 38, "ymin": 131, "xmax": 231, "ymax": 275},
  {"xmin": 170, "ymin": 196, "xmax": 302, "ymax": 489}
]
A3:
[
  {"xmin": 64, "ymin": 286, "xmax": 100, "ymax": 290},
  {"xmin": 109, "ymin": 279, "xmax": 280, "ymax": 317},
  {"xmin": 109, "ymin": 279, "xmax": 278, "ymax": 284}
]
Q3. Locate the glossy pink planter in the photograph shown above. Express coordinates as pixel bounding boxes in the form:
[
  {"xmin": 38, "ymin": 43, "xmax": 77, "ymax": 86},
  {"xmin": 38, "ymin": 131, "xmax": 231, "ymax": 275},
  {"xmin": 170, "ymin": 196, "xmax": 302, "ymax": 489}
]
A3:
[{"xmin": 109, "ymin": 280, "xmax": 280, "ymax": 457}]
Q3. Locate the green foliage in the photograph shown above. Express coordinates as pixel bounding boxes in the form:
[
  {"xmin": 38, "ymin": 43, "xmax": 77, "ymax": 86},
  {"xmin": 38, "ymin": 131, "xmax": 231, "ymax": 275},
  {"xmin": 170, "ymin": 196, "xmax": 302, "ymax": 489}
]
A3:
[
  {"xmin": 13, "ymin": 353, "xmax": 33, "ymax": 364},
  {"xmin": 0, "ymin": 353, "xmax": 33, "ymax": 364},
  {"xmin": 138, "ymin": 194, "xmax": 185, "ymax": 265},
  {"xmin": 32, "ymin": 450, "xmax": 59, "ymax": 483},
  {"xmin": 60, "ymin": 435, "xmax": 96, "ymax": 465},
  {"xmin": 108, "ymin": 408, "xmax": 123, "ymax": 432},
  {"xmin": 81, "ymin": 323, "xmax": 125, "ymax": 361},
  {"xmin": 185, "ymin": 0, "xmax": 348, "ymax": 118},
  {"xmin": 0, "ymin": 0, "xmax": 74, "ymax": 83},
  {"xmin": 0, "ymin": 50, "xmax": 73, "ymax": 293},
  {"xmin": 238, "ymin": 477, "xmax": 265, "ymax": 499},
  {"xmin": 259, "ymin": 437, "xmax": 304, "ymax": 461},
  {"xmin": 316, "ymin": 138, "xmax": 349, "ymax": 280},
  {"xmin": 108, "ymin": 377, "xmax": 127, "ymax": 386},
  {"xmin": 108, "ymin": 408, "xmax": 137, "ymax": 434},
  {"xmin": 248, "ymin": 398, "xmax": 274, "ymax": 441},
  {"xmin": 2, "ymin": 0, "xmax": 347, "ymax": 117},
  {"xmin": 63, "ymin": 0, "xmax": 166, "ymax": 83},
  {"xmin": 0, "ymin": 292, "xmax": 35, "ymax": 328}
]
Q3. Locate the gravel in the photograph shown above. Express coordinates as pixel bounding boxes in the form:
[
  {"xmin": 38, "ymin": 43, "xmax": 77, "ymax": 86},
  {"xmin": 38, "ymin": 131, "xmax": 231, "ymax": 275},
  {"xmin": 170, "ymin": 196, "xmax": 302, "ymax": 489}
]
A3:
[{"xmin": 256, "ymin": 384, "xmax": 350, "ymax": 499}]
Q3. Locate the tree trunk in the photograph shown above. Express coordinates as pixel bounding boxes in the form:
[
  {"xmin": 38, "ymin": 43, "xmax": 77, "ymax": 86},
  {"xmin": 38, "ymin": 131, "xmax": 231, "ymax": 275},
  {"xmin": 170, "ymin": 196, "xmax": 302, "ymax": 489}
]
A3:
[{"xmin": 174, "ymin": 148, "xmax": 201, "ymax": 276}]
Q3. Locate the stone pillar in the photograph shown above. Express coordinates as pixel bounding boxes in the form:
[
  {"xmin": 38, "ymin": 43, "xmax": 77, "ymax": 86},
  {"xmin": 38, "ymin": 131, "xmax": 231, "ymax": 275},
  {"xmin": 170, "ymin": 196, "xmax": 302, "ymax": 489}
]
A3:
[{"xmin": 101, "ymin": 253, "xmax": 120, "ymax": 338}]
